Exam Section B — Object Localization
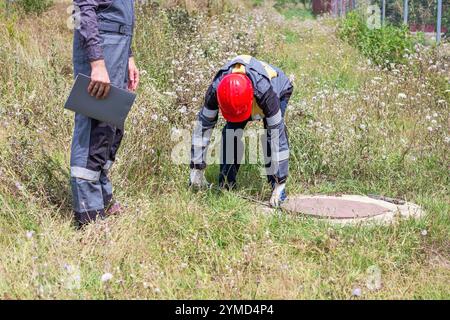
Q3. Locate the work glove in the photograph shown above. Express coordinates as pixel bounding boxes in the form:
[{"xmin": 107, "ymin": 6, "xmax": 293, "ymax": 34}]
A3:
[
  {"xmin": 270, "ymin": 183, "xmax": 287, "ymax": 207},
  {"xmin": 189, "ymin": 169, "xmax": 212, "ymax": 189}
]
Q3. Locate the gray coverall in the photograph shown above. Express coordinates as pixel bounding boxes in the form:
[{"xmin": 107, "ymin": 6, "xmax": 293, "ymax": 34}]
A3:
[
  {"xmin": 71, "ymin": 0, "xmax": 134, "ymax": 225},
  {"xmin": 190, "ymin": 55, "xmax": 293, "ymax": 189}
]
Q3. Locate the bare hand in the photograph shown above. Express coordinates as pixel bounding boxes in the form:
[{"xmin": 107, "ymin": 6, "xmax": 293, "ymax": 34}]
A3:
[
  {"xmin": 128, "ymin": 57, "xmax": 140, "ymax": 92},
  {"xmin": 88, "ymin": 60, "xmax": 111, "ymax": 99}
]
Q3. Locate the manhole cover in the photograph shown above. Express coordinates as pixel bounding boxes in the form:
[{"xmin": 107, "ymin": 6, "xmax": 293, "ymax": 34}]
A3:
[{"xmin": 282, "ymin": 196, "xmax": 391, "ymax": 219}]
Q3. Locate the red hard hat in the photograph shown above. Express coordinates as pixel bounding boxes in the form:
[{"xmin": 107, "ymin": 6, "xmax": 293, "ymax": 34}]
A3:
[{"xmin": 217, "ymin": 73, "xmax": 254, "ymax": 123}]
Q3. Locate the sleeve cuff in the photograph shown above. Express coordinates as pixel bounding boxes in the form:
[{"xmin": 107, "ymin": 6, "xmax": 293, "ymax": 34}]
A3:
[{"xmin": 86, "ymin": 45, "xmax": 104, "ymax": 62}]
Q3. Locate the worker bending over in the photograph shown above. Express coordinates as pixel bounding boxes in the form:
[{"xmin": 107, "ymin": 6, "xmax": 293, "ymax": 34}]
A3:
[{"xmin": 190, "ymin": 55, "xmax": 293, "ymax": 207}]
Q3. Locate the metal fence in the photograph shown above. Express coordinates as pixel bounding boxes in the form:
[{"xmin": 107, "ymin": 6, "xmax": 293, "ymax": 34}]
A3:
[{"xmin": 314, "ymin": 0, "xmax": 447, "ymax": 44}]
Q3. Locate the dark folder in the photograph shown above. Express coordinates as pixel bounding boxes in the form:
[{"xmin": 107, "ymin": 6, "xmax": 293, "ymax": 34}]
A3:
[{"xmin": 65, "ymin": 74, "xmax": 136, "ymax": 129}]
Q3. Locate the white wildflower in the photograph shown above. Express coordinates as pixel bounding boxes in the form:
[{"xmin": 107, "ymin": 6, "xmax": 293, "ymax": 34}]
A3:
[
  {"xmin": 15, "ymin": 182, "xmax": 24, "ymax": 192},
  {"xmin": 29, "ymin": 90, "xmax": 36, "ymax": 101},
  {"xmin": 352, "ymin": 288, "xmax": 362, "ymax": 297},
  {"xmin": 101, "ymin": 273, "xmax": 113, "ymax": 283},
  {"xmin": 180, "ymin": 262, "xmax": 188, "ymax": 269}
]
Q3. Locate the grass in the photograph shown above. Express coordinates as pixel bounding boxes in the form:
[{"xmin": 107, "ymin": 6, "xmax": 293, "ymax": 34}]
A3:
[
  {"xmin": 0, "ymin": 1, "xmax": 449, "ymax": 299},
  {"xmin": 279, "ymin": 7, "xmax": 314, "ymax": 21}
]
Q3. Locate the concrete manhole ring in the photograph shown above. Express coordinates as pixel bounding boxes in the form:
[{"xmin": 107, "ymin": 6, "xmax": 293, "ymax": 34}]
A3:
[{"xmin": 280, "ymin": 195, "xmax": 424, "ymax": 225}]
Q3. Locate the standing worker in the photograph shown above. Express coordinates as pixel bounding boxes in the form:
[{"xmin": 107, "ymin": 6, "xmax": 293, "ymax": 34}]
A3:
[
  {"xmin": 190, "ymin": 55, "xmax": 293, "ymax": 207},
  {"xmin": 71, "ymin": 0, "xmax": 140, "ymax": 227}
]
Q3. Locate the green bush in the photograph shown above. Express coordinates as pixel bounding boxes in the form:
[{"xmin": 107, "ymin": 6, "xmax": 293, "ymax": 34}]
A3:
[
  {"xmin": 338, "ymin": 12, "xmax": 414, "ymax": 67},
  {"xmin": 274, "ymin": 0, "xmax": 311, "ymax": 8},
  {"xmin": 15, "ymin": 0, "xmax": 53, "ymax": 15}
]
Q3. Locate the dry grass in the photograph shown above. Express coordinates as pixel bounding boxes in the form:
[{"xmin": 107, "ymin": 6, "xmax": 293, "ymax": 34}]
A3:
[{"xmin": 0, "ymin": 2, "xmax": 449, "ymax": 299}]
